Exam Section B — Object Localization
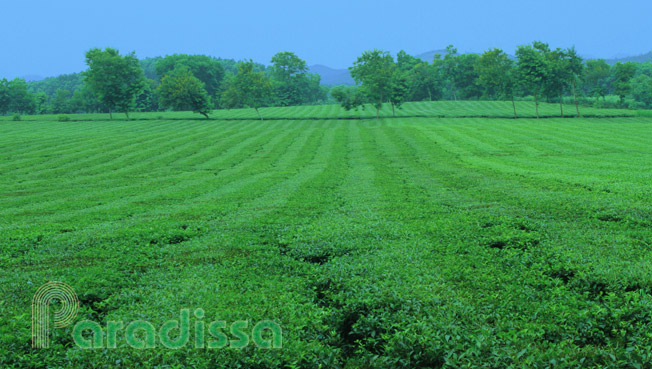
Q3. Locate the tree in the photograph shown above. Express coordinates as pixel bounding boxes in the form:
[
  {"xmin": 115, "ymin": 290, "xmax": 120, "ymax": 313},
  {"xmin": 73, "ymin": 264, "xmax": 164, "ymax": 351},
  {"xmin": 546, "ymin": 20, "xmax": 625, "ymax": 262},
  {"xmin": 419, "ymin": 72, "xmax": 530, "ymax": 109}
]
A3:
[
  {"xmin": 331, "ymin": 86, "xmax": 365, "ymax": 111},
  {"xmin": 135, "ymin": 79, "xmax": 159, "ymax": 112},
  {"xmin": 565, "ymin": 47, "xmax": 584, "ymax": 117},
  {"xmin": 396, "ymin": 50, "xmax": 420, "ymax": 73},
  {"xmin": 269, "ymin": 51, "xmax": 322, "ymax": 106},
  {"xmin": 158, "ymin": 66, "xmax": 212, "ymax": 118},
  {"xmin": 7, "ymin": 78, "xmax": 35, "ymax": 114},
  {"xmin": 52, "ymin": 89, "xmax": 71, "ymax": 114},
  {"xmin": 0, "ymin": 78, "xmax": 9, "ymax": 115},
  {"xmin": 477, "ymin": 48, "xmax": 517, "ymax": 118},
  {"xmin": 83, "ymin": 47, "xmax": 147, "ymax": 119},
  {"xmin": 407, "ymin": 61, "xmax": 442, "ymax": 101},
  {"xmin": 349, "ymin": 49, "xmax": 396, "ymax": 118},
  {"xmin": 439, "ymin": 45, "xmax": 460, "ymax": 100},
  {"xmin": 631, "ymin": 74, "xmax": 652, "ymax": 108},
  {"xmin": 613, "ymin": 62, "xmax": 636, "ymax": 106},
  {"xmin": 516, "ymin": 42, "xmax": 548, "ymax": 118},
  {"xmin": 69, "ymin": 86, "xmax": 102, "ymax": 114},
  {"xmin": 221, "ymin": 60, "xmax": 272, "ymax": 120},
  {"xmin": 388, "ymin": 70, "xmax": 408, "ymax": 116},
  {"xmin": 583, "ymin": 59, "xmax": 611, "ymax": 103},
  {"xmin": 155, "ymin": 54, "xmax": 225, "ymax": 101},
  {"xmin": 33, "ymin": 92, "xmax": 48, "ymax": 114},
  {"xmin": 544, "ymin": 48, "xmax": 572, "ymax": 117}
]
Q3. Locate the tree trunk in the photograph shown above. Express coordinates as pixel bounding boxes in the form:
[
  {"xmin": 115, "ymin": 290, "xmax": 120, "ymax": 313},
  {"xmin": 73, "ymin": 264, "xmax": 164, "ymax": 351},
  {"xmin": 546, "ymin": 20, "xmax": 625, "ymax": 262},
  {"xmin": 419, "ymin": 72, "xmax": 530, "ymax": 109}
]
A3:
[
  {"xmin": 559, "ymin": 92, "xmax": 564, "ymax": 117},
  {"xmin": 201, "ymin": 112, "xmax": 209, "ymax": 119},
  {"xmin": 255, "ymin": 107, "xmax": 263, "ymax": 121},
  {"xmin": 376, "ymin": 106, "xmax": 380, "ymax": 119},
  {"xmin": 535, "ymin": 94, "xmax": 539, "ymax": 119},
  {"xmin": 125, "ymin": 110, "xmax": 130, "ymax": 120},
  {"xmin": 391, "ymin": 103, "xmax": 395, "ymax": 117},
  {"xmin": 427, "ymin": 88, "xmax": 432, "ymax": 101},
  {"xmin": 572, "ymin": 79, "xmax": 580, "ymax": 117},
  {"xmin": 511, "ymin": 96, "xmax": 517, "ymax": 119},
  {"xmin": 109, "ymin": 109, "xmax": 113, "ymax": 120}
]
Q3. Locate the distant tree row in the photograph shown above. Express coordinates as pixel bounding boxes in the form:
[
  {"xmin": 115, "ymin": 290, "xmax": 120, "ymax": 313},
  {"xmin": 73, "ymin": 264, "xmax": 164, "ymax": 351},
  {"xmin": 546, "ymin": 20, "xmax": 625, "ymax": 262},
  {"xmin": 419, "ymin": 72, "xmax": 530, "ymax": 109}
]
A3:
[
  {"xmin": 2, "ymin": 43, "xmax": 652, "ymax": 118},
  {"xmin": 333, "ymin": 43, "xmax": 652, "ymax": 118},
  {"xmin": 1, "ymin": 49, "xmax": 327, "ymax": 119}
]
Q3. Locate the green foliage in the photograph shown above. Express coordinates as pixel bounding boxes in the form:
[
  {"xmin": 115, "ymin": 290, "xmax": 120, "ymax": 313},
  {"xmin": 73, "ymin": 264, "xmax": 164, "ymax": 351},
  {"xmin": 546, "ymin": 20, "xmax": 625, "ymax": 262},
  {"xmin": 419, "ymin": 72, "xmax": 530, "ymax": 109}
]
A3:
[
  {"xmin": 11, "ymin": 113, "xmax": 20, "ymax": 121},
  {"xmin": 57, "ymin": 114, "xmax": 71, "ymax": 122},
  {"xmin": 630, "ymin": 74, "xmax": 652, "ymax": 108},
  {"xmin": 157, "ymin": 66, "xmax": 212, "ymax": 118},
  {"xmin": 2, "ymin": 108, "xmax": 652, "ymax": 367},
  {"xmin": 156, "ymin": 54, "xmax": 225, "ymax": 103},
  {"xmin": 435, "ymin": 45, "xmax": 482, "ymax": 100},
  {"xmin": 516, "ymin": 42, "xmax": 549, "ymax": 117},
  {"xmin": 330, "ymin": 85, "xmax": 365, "ymax": 111},
  {"xmin": 83, "ymin": 47, "xmax": 147, "ymax": 119},
  {"xmin": 0, "ymin": 78, "xmax": 9, "ymax": 115},
  {"xmin": 7, "ymin": 78, "xmax": 36, "ymax": 114},
  {"xmin": 477, "ymin": 48, "xmax": 515, "ymax": 100},
  {"xmin": 269, "ymin": 51, "xmax": 324, "ymax": 106},
  {"xmin": 584, "ymin": 59, "xmax": 611, "ymax": 101},
  {"xmin": 349, "ymin": 49, "xmax": 397, "ymax": 118},
  {"xmin": 221, "ymin": 60, "xmax": 272, "ymax": 120},
  {"xmin": 27, "ymin": 73, "xmax": 84, "ymax": 99},
  {"xmin": 613, "ymin": 62, "xmax": 637, "ymax": 106}
]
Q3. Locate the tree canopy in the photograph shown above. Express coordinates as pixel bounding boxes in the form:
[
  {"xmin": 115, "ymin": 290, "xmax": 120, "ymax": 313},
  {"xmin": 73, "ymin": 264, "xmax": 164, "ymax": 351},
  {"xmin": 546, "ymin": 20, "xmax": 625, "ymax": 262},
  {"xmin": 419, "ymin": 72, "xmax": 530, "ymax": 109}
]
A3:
[
  {"xmin": 157, "ymin": 66, "xmax": 212, "ymax": 118},
  {"xmin": 83, "ymin": 47, "xmax": 147, "ymax": 119},
  {"xmin": 221, "ymin": 60, "xmax": 272, "ymax": 120},
  {"xmin": 156, "ymin": 54, "xmax": 225, "ymax": 100}
]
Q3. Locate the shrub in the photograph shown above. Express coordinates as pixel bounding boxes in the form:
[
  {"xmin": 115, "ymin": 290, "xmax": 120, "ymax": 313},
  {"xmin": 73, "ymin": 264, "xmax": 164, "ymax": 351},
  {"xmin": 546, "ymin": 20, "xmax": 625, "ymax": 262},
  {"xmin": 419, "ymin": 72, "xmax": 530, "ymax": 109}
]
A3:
[
  {"xmin": 58, "ymin": 115, "xmax": 71, "ymax": 122},
  {"xmin": 11, "ymin": 113, "xmax": 21, "ymax": 121}
]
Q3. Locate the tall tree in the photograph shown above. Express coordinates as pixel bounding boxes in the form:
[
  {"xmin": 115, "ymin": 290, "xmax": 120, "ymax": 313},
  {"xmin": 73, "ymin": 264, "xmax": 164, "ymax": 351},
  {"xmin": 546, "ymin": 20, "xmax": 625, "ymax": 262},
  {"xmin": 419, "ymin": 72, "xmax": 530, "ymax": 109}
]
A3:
[
  {"xmin": 52, "ymin": 89, "xmax": 71, "ymax": 114},
  {"xmin": 583, "ymin": 59, "xmax": 611, "ymax": 103},
  {"xmin": 83, "ymin": 47, "xmax": 147, "ymax": 119},
  {"xmin": 516, "ymin": 42, "xmax": 548, "ymax": 118},
  {"xmin": 349, "ymin": 49, "xmax": 396, "ymax": 118},
  {"xmin": 477, "ymin": 48, "xmax": 517, "ymax": 118},
  {"xmin": 396, "ymin": 50, "xmax": 420, "ymax": 73},
  {"xmin": 388, "ymin": 70, "xmax": 408, "ymax": 116},
  {"xmin": 269, "ymin": 51, "xmax": 322, "ymax": 106},
  {"xmin": 565, "ymin": 47, "xmax": 584, "ymax": 117},
  {"xmin": 407, "ymin": 61, "xmax": 442, "ymax": 101},
  {"xmin": 439, "ymin": 45, "xmax": 460, "ymax": 100},
  {"xmin": 613, "ymin": 62, "xmax": 637, "ymax": 106},
  {"xmin": 155, "ymin": 54, "xmax": 225, "ymax": 100},
  {"xmin": 7, "ymin": 78, "xmax": 35, "ymax": 114},
  {"xmin": 0, "ymin": 78, "xmax": 10, "ymax": 115},
  {"xmin": 631, "ymin": 74, "xmax": 652, "ymax": 108},
  {"xmin": 544, "ymin": 48, "xmax": 572, "ymax": 117},
  {"xmin": 221, "ymin": 60, "xmax": 272, "ymax": 120},
  {"xmin": 158, "ymin": 66, "xmax": 212, "ymax": 118}
]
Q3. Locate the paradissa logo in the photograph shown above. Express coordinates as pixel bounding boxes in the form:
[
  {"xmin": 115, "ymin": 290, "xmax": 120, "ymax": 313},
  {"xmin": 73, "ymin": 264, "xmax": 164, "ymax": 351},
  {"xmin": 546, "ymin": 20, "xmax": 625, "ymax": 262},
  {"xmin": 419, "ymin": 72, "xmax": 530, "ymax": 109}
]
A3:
[{"xmin": 32, "ymin": 282, "xmax": 282, "ymax": 350}]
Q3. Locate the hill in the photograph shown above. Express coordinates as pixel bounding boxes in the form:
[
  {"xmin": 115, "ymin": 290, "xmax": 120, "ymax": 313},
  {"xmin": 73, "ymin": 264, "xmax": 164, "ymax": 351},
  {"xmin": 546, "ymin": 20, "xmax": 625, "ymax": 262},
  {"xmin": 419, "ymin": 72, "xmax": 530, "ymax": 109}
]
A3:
[
  {"xmin": 308, "ymin": 64, "xmax": 355, "ymax": 86},
  {"xmin": 605, "ymin": 51, "xmax": 652, "ymax": 64}
]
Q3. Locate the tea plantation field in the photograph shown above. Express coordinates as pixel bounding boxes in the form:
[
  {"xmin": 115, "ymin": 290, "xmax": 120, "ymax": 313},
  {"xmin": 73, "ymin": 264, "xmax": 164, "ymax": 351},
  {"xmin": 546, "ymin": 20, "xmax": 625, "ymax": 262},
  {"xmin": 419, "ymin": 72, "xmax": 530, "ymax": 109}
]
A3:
[{"xmin": 1, "ymin": 102, "xmax": 652, "ymax": 368}]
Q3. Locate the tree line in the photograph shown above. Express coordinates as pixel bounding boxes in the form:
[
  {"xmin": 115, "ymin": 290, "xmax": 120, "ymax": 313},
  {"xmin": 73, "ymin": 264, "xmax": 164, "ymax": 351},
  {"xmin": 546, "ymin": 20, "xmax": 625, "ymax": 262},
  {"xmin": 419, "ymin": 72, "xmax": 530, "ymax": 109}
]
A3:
[
  {"xmin": 1, "ymin": 42, "xmax": 651, "ymax": 119},
  {"xmin": 0, "ymin": 49, "xmax": 327, "ymax": 119},
  {"xmin": 334, "ymin": 43, "xmax": 652, "ymax": 118}
]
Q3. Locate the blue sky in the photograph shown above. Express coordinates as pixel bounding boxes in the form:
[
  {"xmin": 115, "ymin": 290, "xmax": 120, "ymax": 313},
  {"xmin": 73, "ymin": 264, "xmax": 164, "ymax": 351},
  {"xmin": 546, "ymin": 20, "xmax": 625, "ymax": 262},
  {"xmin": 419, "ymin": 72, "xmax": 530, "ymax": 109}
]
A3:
[{"xmin": 1, "ymin": 0, "xmax": 650, "ymax": 79}]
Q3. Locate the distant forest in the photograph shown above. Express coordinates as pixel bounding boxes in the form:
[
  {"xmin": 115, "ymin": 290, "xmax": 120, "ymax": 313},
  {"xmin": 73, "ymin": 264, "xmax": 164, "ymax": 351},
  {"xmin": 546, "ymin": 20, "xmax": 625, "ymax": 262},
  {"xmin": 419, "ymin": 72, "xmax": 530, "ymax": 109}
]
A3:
[{"xmin": 1, "ymin": 43, "xmax": 651, "ymax": 117}]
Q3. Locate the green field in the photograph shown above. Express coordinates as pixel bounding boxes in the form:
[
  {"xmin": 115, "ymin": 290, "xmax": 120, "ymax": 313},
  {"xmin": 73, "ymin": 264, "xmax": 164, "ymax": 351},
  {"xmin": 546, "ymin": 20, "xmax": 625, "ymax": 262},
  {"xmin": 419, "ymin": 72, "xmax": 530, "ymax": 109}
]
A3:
[{"xmin": 2, "ymin": 101, "xmax": 652, "ymax": 368}]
